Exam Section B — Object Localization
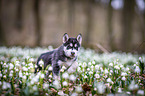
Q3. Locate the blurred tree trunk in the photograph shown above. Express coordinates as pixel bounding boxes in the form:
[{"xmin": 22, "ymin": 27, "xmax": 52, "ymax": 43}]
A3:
[
  {"xmin": 107, "ymin": 0, "xmax": 115, "ymax": 51},
  {"xmin": 68, "ymin": 0, "xmax": 74, "ymax": 35},
  {"xmin": 84, "ymin": 0, "xmax": 94, "ymax": 46},
  {"xmin": 34, "ymin": 0, "xmax": 41, "ymax": 46},
  {"xmin": 121, "ymin": 0, "xmax": 135, "ymax": 52}
]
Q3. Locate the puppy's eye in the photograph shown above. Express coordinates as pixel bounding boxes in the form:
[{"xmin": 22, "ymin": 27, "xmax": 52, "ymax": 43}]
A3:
[{"xmin": 67, "ymin": 46, "xmax": 72, "ymax": 49}]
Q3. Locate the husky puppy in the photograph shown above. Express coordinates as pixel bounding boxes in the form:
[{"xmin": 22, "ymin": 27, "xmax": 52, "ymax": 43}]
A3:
[{"xmin": 35, "ymin": 33, "xmax": 82, "ymax": 79}]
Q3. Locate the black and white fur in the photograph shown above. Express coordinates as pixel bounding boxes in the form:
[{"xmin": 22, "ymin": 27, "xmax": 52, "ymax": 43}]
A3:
[{"xmin": 35, "ymin": 33, "xmax": 82, "ymax": 79}]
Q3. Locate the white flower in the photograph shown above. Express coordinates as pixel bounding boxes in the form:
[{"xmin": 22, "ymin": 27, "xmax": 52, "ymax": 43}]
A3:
[
  {"xmin": 39, "ymin": 60, "xmax": 44, "ymax": 67},
  {"xmin": 95, "ymin": 74, "xmax": 100, "ymax": 78},
  {"xmin": 41, "ymin": 74, "xmax": 45, "ymax": 78},
  {"xmin": 71, "ymin": 92, "xmax": 78, "ymax": 96},
  {"xmin": 2, "ymin": 82, "xmax": 11, "ymax": 90},
  {"xmin": 0, "ymin": 81, "xmax": 2, "ymax": 85},
  {"xmin": 0, "ymin": 73, "xmax": 2, "ymax": 77},
  {"xmin": 58, "ymin": 90, "xmax": 64, "ymax": 95},
  {"xmin": 95, "ymin": 65, "xmax": 99, "ymax": 70},
  {"xmin": 75, "ymin": 85, "xmax": 83, "ymax": 93},
  {"xmin": 22, "ymin": 75, "xmax": 27, "ymax": 80},
  {"xmin": 134, "ymin": 66, "xmax": 141, "ymax": 73},
  {"xmin": 9, "ymin": 63, "xmax": 14, "ymax": 70},
  {"xmin": 48, "ymin": 66, "xmax": 52, "ymax": 71},
  {"xmin": 104, "ymin": 69, "xmax": 109, "ymax": 74},
  {"xmin": 128, "ymin": 80, "xmax": 139, "ymax": 90},
  {"xmin": 63, "ymin": 81, "xmax": 68, "ymax": 86},
  {"xmin": 3, "ymin": 75, "xmax": 6, "ymax": 79},
  {"xmin": 89, "ymin": 71, "xmax": 93, "ymax": 74},
  {"xmin": 114, "ymin": 65, "xmax": 120, "ymax": 70},
  {"xmin": 84, "ymin": 75, "xmax": 88, "ymax": 78},
  {"xmin": 137, "ymin": 90, "xmax": 144, "ymax": 95},
  {"xmin": 107, "ymin": 78, "xmax": 112, "ymax": 83},
  {"xmin": 53, "ymin": 80, "xmax": 60, "ymax": 89},
  {"xmin": 32, "ymin": 85, "xmax": 37, "ymax": 91},
  {"xmin": 9, "ymin": 73, "xmax": 13, "ymax": 77},
  {"xmin": 109, "ymin": 63, "xmax": 113, "ymax": 66},
  {"xmin": 22, "ymin": 66, "xmax": 28, "ymax": 71},
  {"xmin": 30, "ymin": 58, "xmax": 34, "ymax": 62},
  {"xmin": 19, "ymin": 71, "xmax": 23, "ymax": 77},
  {"xmin": 118, "ymin": 88, "xmax": 122, "ymax": 93},
  {"xmin": 97, "ymin": 82, "xmax": 106, "ymax": 94},
  {"xmin": 87, "ymin": 68, "xmax": 90, "ymax": 71},
  {"xmin": 121, "ymin": 72, "xmax": 127, "ymax": 76},
  {"xmin": 62, "ymin": 72, "xmax": 69, "ymax": 79},
  {"xmin": 69, "ymin": 74, "xmax": 76, "ymax": 81},
  {"xmin": 43, "ymin": 83, "xmax": 49, "ymax": 89},
  {"xmin": 121, "ymin": 76, "xmax": 126, "ymax": 81}
]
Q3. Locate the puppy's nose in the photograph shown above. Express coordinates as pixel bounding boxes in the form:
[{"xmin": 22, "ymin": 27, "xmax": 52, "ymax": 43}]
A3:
[{"xmin": 71, "ymin": 52, "xmax": 75, "ymax": 56}]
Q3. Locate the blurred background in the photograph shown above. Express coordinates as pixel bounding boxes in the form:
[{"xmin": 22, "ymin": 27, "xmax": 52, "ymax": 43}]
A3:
[{"xmin": 0, "ymin": 0, "xmax": 145, "ymax": 53}]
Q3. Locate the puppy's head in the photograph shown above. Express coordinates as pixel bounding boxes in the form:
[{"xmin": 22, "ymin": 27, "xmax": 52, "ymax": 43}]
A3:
[{"xmin": 63, "ymin": 33, "xmax": 82, "ymax": 58}]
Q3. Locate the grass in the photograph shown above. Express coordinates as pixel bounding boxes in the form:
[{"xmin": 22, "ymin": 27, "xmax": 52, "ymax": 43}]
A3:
[{"xmin": 0, "ymin": 46, "xmax": 145, "ymax": 96}]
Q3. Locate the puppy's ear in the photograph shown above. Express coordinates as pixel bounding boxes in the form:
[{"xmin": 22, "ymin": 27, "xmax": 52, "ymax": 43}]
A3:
[
  {"xmin": 63, "ymin": 33, "xmax": 69, "ymax": 43},
  {"xmin": 77, "ymin": 33, "xmax": 82, "ymax": 45}
]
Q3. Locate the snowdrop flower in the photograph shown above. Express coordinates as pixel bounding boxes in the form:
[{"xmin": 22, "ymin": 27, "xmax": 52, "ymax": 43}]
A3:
[
  {"xmin": 63, "ymin": 81, "xmax": 68, "ymax": 86},
  {"xmin": 126, "ymin": 91, "xmax": 131, "ymax": 95},
  {"xmin": 87, "ymin": 68, "xmax": 90, "ymax": 71},
  {"xmin": 107, "ymin": 78, "xmax": 112, "ymax": 83},
  {"xmin": 9, "ymin": 73, "xmax": 13, "ymax": 77},
  {"xmin": 41, "ymin": 74, "xmax": 45, "ymax": 78},
  {"xmin": 95, "ymin": 65, "xmax": 99, "ymax": 70},
  {"xmin": 95, "ymin": 74, "xmax": 100, "ymax": 78},
  {"xmin": 69, "ymin": 74, "xmax": 76, "ymax": 81},
  {"xmin": 22, "ymin": 75, "xmax": 27, "ymax": 80},
  {"xmin": 58, "ymin": 90, "xmax": 64, "ymax": 95},
  {"xmin": 32, "ymin": 85, "xmax": 37, "ymax": 91},
  {"xmin": 9, "ymin": 63, "xmax": 14, "ymax": 70},
  {"xmin": 128, "ymin": 80, "xmax": 139, "ymax": 90},
  {"xmin": 110, "ymin": 70, "xmax": 113, "ymax": 73},
  {"xmin": 109, "ymin": 63, "xmax": 113, "ymax": 66},
  {"xmin": 121, "ymin": 76, "xmax": 126, "ymax": 81},
  {"xmin": 71, "ymin": 92, "xmax": 78, "ymax": 96},
  {"xmin": 104, "ymin": 69, "xmax": 109, "ymax": 74},
  {"xmin": 25, "ymin": 72, "xmax": 29, "ymax": 76},
  {"xmin": 43, "ymin": 83, "xmax": 49, "ymax": 89},
  {"xmin": 2, "ymin": 82, "xmax": 11, "ymax": 90},
  {"xmin": 82, "ymin": 62, "xmax": 87, "ymax": 68},
  {"xmin": 77, "ymin": 67, "xmax": 81, "ymax": 71},
  {"xmin": 89, "ymin": 71, "xmax": 93, "ymax": 75},
  {"xmin": 3, "ymin": 75, "xmax": 6, "ymax": 79},
  {"xmin": 114, "ymin": 65, "xmax": 120, "ymax": 70},
  {"xmin": 38, "ymin": 60, "xmax": 44, "ymax": 67},
  {"xmin": 35, "ymin": 65, "xmax": 37, "ymax": 68},
  {"xmin": 84, "ymin": 75, "xmax": 88, "ymax": 78},
  {"xmin": 134, "ymin": 66, "xmax": 141, "ymax": 73},
  {"xmin": 49, "ymin": 75, "xmax": 52, "ymax": 78},
  {"xmin": 22, "ymin": 66, "xmax": 28, "ymax": 71},
  {"xmin": 19, "ymin": 71, "xmax": 23, "ymax": 77},
  {"xmin": 48, "ymin": 66, "xmax": 52, "ymax": 71},
  {"xmin": 62, "ymin": 72, "xmax": 69, "ymax": 79},
  {"xmin": 0, "ymin": 73, "xmax": 2, "ymax": 77},
  {"xmin": 118, "ymin": 88, "xmax": 122, "ymax": 93},
  {"xmin": 29, "ymin": 58, "xmax": 34, "ymax": 62},
  {"xmin": 137, "ymin": 90, "xmax": 144, "ymax": 95},
  {"xmin": 97, "ymin": 82, "xmax": 106, "ymax": 94},
  {"xmin": 53, "ymin": 80, "xmax": 60, "ymax": 89},
  {"xmin": 121, "ymin": 72, "xmax": 127, "ymax": 76},
  {"xmin": 75, "ymin": 85, "xmax": 83, "ymax": 93}
]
